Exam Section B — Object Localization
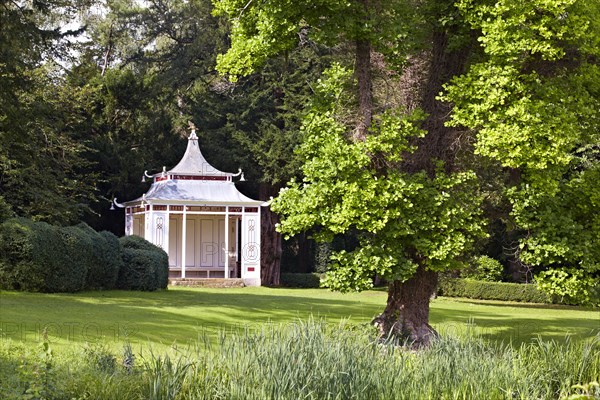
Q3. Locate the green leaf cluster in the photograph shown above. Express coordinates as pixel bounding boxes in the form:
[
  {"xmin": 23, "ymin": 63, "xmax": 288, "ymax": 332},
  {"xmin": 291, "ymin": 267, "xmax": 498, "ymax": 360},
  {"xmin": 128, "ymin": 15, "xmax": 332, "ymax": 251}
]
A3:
[
  {"xmin": 213, "ymin": 0, "xmax": 424, "ymax": 79},
  {"xmin": 271, "ymin": 66, "xmax": 487, "ymax": 292},
  {"xmin": 462, "ymin": 255, "xmax": 504, "ymax": 282},
  {"xmin": 443, "ymin": 0, "xmax": 600, "ymax": 274},
  {"xmin": 536, "ymin": 268, "xmax": 599, "ymax": 306}
]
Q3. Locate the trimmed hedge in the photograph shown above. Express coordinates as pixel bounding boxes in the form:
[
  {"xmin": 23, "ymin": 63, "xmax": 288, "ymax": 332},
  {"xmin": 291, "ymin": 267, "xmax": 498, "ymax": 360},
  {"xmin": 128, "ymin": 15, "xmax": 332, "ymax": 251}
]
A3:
[
  {"xmin": 77, "ymin": 225, "xmax": 122, "ymax": 290},
  {"xmin": 0, "ymin": 218, "xmax": 89, "ymax": 292},
  {"xmin": 438, "ymin": 278, "xmax": 552, "ymax": 304},
  {"xmin": 0, "ymin": 218, "xmax": 52, "ymax": 291},
  {"xmin": 118, "ymin": 235, "xmax": 169, "ymax": 291},
  {"xmin": 280, "ymin": 273, "xmax": 323, "ymax": 288},
  {"xmin": 0, "ymin": 219, "xmax": 162, "ymax": 293}
]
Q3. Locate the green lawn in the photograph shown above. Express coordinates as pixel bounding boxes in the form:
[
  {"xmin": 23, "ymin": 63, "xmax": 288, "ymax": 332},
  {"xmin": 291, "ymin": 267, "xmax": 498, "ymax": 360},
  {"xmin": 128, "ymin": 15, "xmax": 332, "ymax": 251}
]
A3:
[{"xmin": 0, "ymin": 287, "xmax": 598, "ymax": 351}]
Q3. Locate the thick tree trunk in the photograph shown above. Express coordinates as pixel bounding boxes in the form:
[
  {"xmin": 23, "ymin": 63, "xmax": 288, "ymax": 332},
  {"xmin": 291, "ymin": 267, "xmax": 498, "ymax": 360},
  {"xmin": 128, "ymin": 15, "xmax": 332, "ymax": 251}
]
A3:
[
  {"xmin": 372, "ymin": 266, "xmax": 438, "ymax": 347},
  {"xmin": 354, "ymin": 38, "xmax": 372, "ymax": 140},
  {"xmin": 260, "ymin": 207, "xmax": 281, "ymax": 285},
  {"xmin": 259, "ymin": 183, "xmax": 282, "ymax": 286},
  {"xmin": 404, "ymin": 30, "xmax": 475, "ymax": 174},
  {"xmin": 371, "ymin": 19, "xmax": 476, "ymax": 348}
]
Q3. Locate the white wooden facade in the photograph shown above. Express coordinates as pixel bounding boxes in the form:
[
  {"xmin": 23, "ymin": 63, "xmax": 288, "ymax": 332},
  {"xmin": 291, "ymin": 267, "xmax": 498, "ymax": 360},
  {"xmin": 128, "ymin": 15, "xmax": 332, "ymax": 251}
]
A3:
[{"xmin": 123, "ymin": 129, "xmax": 262, "ymax": 286}]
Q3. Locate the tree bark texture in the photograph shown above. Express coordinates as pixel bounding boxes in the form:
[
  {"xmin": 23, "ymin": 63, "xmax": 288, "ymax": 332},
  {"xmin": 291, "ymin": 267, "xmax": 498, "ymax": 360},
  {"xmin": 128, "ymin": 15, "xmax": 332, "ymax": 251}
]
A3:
[
  {"xmin": 260, "ymin": 183, "xmax": 282, "ymax": 286},
  {"xmin": 405, "ymin": 30, "xmax": 474, "ymax": 174},
  {"xmin": 373, "ymin": 266, "xmax": 439, "ymax": 348},
  {"xmin": 354, "ymin": 38, "xmax": 372, "ymax": 141}
]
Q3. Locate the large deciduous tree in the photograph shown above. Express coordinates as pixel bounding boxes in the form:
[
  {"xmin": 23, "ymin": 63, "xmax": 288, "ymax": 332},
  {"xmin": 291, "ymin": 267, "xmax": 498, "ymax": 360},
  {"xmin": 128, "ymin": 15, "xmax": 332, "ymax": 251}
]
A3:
[
  {"xmin": 213, "ymin": 0, "xmax": 487, "ymax": 346},
  {"xmin": 271, "ymin": 66, "xmax": 486, "ymax": 345}
]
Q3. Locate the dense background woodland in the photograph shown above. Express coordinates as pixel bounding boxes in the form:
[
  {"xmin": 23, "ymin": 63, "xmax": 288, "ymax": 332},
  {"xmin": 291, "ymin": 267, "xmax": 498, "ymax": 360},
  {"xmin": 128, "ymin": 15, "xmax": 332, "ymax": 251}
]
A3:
[{"xmin": 0, "ymin": 0, "xmax": 598, "ymax": 325}]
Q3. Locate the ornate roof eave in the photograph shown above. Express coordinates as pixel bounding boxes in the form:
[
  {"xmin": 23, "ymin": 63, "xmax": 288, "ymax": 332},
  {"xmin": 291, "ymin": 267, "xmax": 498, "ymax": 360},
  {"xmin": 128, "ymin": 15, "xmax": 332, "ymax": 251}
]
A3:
[
  {"xmin": 123, "ymin": 199, "xmax": 265, "ymax": 207},
  {"xmin": 124, "ymin": 178, "xmax": 260, "ymax": 207}
]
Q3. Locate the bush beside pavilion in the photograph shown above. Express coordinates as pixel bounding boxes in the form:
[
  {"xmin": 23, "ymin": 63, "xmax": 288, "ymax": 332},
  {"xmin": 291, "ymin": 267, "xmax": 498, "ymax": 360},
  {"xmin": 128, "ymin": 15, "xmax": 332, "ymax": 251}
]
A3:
[{"xmin": 0, "ymin": 218, "xmax": 167, "ymax": 292}]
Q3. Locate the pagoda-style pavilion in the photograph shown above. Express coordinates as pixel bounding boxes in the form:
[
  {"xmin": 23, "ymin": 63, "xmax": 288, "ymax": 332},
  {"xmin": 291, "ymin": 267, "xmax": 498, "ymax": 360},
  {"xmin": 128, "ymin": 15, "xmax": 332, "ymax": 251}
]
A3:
[{"xmin": 121, "ymin": 128, "xmax": 262, "ymax": 286}]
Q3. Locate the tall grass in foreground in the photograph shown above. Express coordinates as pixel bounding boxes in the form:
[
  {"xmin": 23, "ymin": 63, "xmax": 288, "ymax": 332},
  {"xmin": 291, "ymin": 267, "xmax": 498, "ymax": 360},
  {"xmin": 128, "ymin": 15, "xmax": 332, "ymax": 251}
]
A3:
[{"xmin": 1, "ymin": 320, "xmax": 598, "ymax": 399}]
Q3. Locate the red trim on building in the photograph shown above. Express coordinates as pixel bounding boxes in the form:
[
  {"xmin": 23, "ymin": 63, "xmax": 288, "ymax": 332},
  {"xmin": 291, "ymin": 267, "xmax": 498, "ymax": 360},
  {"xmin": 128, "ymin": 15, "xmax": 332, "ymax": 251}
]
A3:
[
  {"xmin": 244, "ymin": 207, "xmax": 259, "ymax": 213},
  {"xmin": 188, "ymin": 206, "xmax": 226, "ymax": 212},
  {"xmin": 153, "ymin": 205, "xmax": 167, "ymax": 211},
  {"xmin": 171, "ymin": 205, "xmax": 184, "ymax": 212},
  {"xmin": 229, "ymin": 207, "xmax": 242, "ymax": 212},
  {"xmin": 172, "ymin": 175, "xmax": 228, "ymax": 181},
  {"xmin": 247, "ymin": 267, "xmax": 255, "ymax": 272},
  {"xmin": 155, "ymin": 176, "xmax": 169, "ymax": 182}
]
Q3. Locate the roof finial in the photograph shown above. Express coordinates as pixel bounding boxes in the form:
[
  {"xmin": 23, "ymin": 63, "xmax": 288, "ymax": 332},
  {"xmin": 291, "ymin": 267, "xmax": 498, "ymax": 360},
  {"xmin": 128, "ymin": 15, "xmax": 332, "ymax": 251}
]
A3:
[{"xmin": 188, "ymin": 121, "xmax": 198, "ymax": 140}]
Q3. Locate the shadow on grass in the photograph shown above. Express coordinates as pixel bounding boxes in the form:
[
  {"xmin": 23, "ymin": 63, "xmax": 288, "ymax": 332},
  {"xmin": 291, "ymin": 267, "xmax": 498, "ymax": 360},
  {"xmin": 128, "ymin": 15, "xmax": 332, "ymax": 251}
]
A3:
[
  {"xmin": 439, "ymin": 296, "xmax": 600, "ymax": 312},
  {"xmin": 0, "ymin": 288, "xmax": 381, "ymax": 348},
  {"xmin": 430, "ymin": 306, "xmax": 599, "ymax": 344},
  {"xmin": 1, "ymin": 288, "xmax": 598, "ymax": 348}
]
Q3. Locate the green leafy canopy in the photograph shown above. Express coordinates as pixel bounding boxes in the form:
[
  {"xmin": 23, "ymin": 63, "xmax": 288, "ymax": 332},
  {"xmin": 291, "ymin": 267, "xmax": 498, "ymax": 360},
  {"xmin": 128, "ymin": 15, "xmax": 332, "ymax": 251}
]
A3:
[
  {"xmin": 442, "ymin": 0, "xmax": 600, "ymax": 273},
  {"xmin": 271, "ymin": 66, "xmax": 487, "ymax": 292},
  {"xmin": 212, "ymin": 0, "xmax": 423, "ymax": 79}
]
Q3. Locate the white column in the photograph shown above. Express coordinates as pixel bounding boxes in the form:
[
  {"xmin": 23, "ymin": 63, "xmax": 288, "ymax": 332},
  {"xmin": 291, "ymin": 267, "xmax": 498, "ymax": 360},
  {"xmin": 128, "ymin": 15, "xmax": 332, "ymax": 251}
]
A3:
[
  {"xmin": 125, "ymin": 212, "xmax": 133, "ymax": 236},
  {"xmin": 181, "ymin": 205, "xmax": 187, "ymax": 279},
  {"xmin": 224, "ymin": 206, "xmax": 229, "ymax": 279},
  {"xmin": 162, "ymin": 209, "xmax": 170, "ymax": 256},
  {"xmin": 145, "ymin": 204, "xmax": 154, "ymax": 243},
  {"xmin": 256, "ymin": 206, "xmax": 261, "ymax": 284},
  {"xmin": 240, "ymin": 207, "xmax": 245, "ymax": 279}
]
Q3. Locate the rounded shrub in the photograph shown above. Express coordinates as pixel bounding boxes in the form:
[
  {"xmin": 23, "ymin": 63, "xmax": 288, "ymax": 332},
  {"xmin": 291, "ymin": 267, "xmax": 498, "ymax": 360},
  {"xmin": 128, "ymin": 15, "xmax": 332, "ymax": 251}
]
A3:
[
  {"xmin": 0, "ymin": 218, "xmax": 42, "ymax": 291},
  {"xmin": 0, "ymin": 218, "xmax": 88, "ymax": 292},
  {"xmin": 74, "ymin": 224, "xmax": 122, "ymax": 290},
  {"xmin": 118, "ymin": 235, "xmax": 168, "ymax": 291},
  {"xmin": 98, "ymin": 230, "xmax": 123, "ymax": 289},
  {"xmin": 47, "ymin": 225, "xmax": 91, "ymax": 292},
  {"xmin": 462, "ymin": 255, "xmax": 504, "ymax": 282},
  {"xmin": 120, "ymin": 235, "xmax": 164, "ymax": 252}
]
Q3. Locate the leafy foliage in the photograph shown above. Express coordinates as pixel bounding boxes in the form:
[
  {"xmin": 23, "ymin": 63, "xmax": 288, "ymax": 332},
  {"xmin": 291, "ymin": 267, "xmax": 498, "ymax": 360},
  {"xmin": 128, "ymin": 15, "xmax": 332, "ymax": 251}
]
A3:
[
  {"xmin": 536, "ymin": 268, "xmax": 600, "ymax": 306},
  {"xmin": 0, "ymin": 0, "xmax": 100, "ymax": 225},
  {"xmin": 462, "ymin": 255, "xmax": 504, "ymax": 282},
  {"xmin": 212, "ymin": 0, "xmax": 422, "ymax": 79},
  {"xmin": 271, "ymin": 65, "xmax": 487, "ymax": 292},
  {"xmin": 443, "ymin": 0, "xmax": 600, "ymax": 276},
  {"xmin": 118, "ymin": 235, "xmax": 169, "ymax": 291}
]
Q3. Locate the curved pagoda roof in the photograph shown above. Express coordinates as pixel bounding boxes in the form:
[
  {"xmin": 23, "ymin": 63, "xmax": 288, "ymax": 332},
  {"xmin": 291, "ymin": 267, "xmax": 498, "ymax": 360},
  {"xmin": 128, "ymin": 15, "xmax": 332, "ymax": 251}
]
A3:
[
  {"xmin": 125, "ymin": 129, "xmax": 261, "ymax": 206},
  {"xmin": 167, "ymin": 129, "xmax": 232, "ymax": 177}
]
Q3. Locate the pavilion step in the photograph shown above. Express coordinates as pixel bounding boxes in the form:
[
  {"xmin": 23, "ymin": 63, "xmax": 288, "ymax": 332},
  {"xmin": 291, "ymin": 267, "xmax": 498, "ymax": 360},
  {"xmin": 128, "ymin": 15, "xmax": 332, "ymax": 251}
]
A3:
[{"xmin": 169, "ymin": 278, "xmax": 245, "ymax": 288}]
